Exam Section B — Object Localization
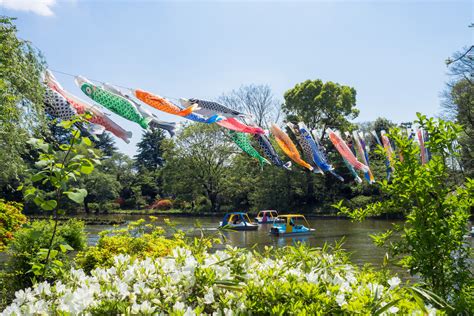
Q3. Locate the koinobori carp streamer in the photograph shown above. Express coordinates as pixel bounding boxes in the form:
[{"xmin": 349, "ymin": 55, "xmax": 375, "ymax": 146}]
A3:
[
  {"xmin": 270, "ymin": 124, "xmax": 313, "ymax": 171},
  {"xmin": 76, "ymin": 76, "xmax": 150, "ymax": 129},
  {"xmin": 229, "ymin": 131, "xmax": 270, "ymax": 168},
  {"xmin": 327, "ymin": 128, "xmax": 369, "ymax": 172},
  {"xmin": 45, "ymin": 71, "xmax": 132, "ymax": 143},
  {"xmin": 103, "ymin": 84, "xmax": 176, "ymax": 137},
  {"xmin": 287, "ymin": 122, "xmax": 323, "ymax": 174},
  {"xmin": 253, "ymin": 133, "xmax": 291, "ymax": 170},
  {"xmin": 184, "ymin": 98, "xmax": 245, "ymax": 118},
  {"xmin": 136, "ymin": 90, "xmax": 197, "ymax": 117},
  {"xmin": 352, "ymin": 131, "xmax": 374, "ymax": 183}
]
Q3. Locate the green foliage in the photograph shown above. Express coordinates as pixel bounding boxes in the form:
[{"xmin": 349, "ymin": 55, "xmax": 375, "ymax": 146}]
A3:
[
  {"xmin": 283, "ymin": 79, "xmax": 359, "ymax": 134},
  {"xmin": 336, "ymin": 114, "xmax": 474, "ymax": 312},
  {"xmin": 20, "ymin": 116, "xmax": 99, "ymax": 279},
  {"xmin": 3, "ymin": 219, "xmax": 86, "ymax": 298},
  {"xmin": 0, "ymin": 16, "xmax": 46, "ymax": 189},
  {"xmin": 134, "ymin": 129, "xmax": 165, "ymax": 171},
  {"xmin": 162, "ymin": 124, "xmax": 235, "ymax": 212},
  {"xmin": 0, "ymin": 199, "xmax": 27, "ymax": 251},
  {"xmin": 75, "ymin": 218, "xmax": 185, "ymax": 273},
  {"xmin": 3, "ymin": 241, "xmax": 440, "ymax": 315}
]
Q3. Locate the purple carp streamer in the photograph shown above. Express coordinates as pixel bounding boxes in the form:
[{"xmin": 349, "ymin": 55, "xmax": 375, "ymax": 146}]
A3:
[{"xmin": 352, "ymin": 131, "xmax": 375, "ymax": 183}]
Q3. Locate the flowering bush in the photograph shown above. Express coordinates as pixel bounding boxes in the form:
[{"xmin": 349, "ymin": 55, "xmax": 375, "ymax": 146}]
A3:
[
  {"xmin": 2, "ymin": 244, "xmax": 438, "ymax": 315},
  {"xmin": 149, "ymin": 199, "xmax": 173, "ymax": 210},
  {"xmin": 0, "ymin": 199, "xmax": 27, "ymax": 252},
  {"xmin": 75, "ymin": 219, "xmax": 186, "ymax": 272}
]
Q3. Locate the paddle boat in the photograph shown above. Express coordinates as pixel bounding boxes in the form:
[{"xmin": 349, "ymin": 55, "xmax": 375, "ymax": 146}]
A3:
[
  {"xmin": 255, "ymin": 210, "xmax": 284, "ymax": 224},
  {"xmin": 270, "ymin": 214, "xmax": 315, "ymax": 237},
  {"xmin": 219, "ymin": 212, "xmax": 258, "ymax": 231}
]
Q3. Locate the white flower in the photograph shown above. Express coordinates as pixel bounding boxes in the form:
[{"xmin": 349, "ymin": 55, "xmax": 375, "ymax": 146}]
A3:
[
  {"xmin": 183, "ymin": 306, "xmax": 196, "ymax": 316},
  {"xmin": 173, "ymin": 301, "xmax": 185, "ymax": 311},
  {"xmin": 203, "ymin": 287, "xmax": 215, "ymax": 304},
  {"xmin": 35, "ymin": 282, "xmax": 51, "ymax": 296},
  {"xmin": 1, "ymin": 303, "xmax": 21, "ymax": 316},
  {"xmin": 387, "ymin": 277, "xmax": 401, "ymax": 289},
  {"xmin": 388, "ymin": 306, "xmax": 399, "ymax": 314},
  {"xmin": 335, "ymin": 293, "xmax": 346, "ymax": 306},
  {"xmin": 13, "ymin": 288, "xmax": 35, "ymax": 305},
  {"xmin": 305, "ymin": 271, "xmax": 319, "ymax": 284}
]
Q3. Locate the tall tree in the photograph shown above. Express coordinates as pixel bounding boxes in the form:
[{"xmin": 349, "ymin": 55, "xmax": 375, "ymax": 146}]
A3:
[
  {"xmin": 93, "ymin": 133, "xmax": 117, "ymax": 157},
  {"xmin": 162, "ymin": 124, "xmax": 235, "ymax": 212},
  {"xmin": 0, "ymin": 17, "xmax": 46, "ymax": 189},
  {"xmin": 134, "ymin": 129, "xmax": 165, "ymax": 171},
  {"xmin": 218, "ymin": 84, "xmax": 281, "ymax": 127},
  {"xmin": 283, "ymin": 79, "xmax": 358, "ymax": 140},
  {"xmin": 442, "ymin": 46, "xmax": 474, "ymax": 177}
]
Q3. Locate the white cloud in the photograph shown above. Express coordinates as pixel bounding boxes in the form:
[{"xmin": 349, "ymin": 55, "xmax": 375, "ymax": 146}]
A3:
[{"xmin": 0, "ymin": 0, "xmax": 57, "ymax": 17}]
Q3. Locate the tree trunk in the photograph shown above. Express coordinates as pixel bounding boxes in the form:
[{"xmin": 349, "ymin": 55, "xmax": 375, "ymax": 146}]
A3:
[
  {"xmin": 306, "ymin": 172, "xmax": 315, "ymax": 206},
  {"xmin": 84, "ymin": 200, "xmax": 90, "ymax": 214}
]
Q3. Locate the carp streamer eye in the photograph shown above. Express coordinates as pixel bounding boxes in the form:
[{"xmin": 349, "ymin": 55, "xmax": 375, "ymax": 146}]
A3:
[{"xmin": 85, "ymin": 87, "xmax": 92, "ymax": 95}]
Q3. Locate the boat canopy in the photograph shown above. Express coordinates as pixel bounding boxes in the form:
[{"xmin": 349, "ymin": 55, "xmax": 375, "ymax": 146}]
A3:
[
  {"xmin": 222, "ymin": 212, "xmax": 252, "ymax": 226},
  {"xmin": 275, "ymin": 214, "xmax": 311, "ymax": 232},
  {"xmin": 257, "ymin": 210, "xmax": 278, "ymax": 218}
]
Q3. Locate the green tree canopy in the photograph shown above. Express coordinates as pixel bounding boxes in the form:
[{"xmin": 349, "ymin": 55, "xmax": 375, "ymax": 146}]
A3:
[
  {"xmin": 134, "ymin": 129, "xmax": 165, "ymax": 171},
  {"xmin": 283, "ymin": 79, "xmax": 359, "ymax": 139},
  {"xmin": 0, "ymin": 17, "xmax": 46, "ymax": 186},
  {"xmin": 162, "ymin": 124, "xmax": 235, "ymax": 212}
]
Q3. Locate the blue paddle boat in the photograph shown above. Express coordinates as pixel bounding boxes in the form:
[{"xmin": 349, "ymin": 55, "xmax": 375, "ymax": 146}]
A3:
[
  {"xmin": 219, "ymin": 212, "xmax": 258, "ymax": 231},
  {"xmin": 270, "ymin": 214, "xmax": 315, "ymax": 236}
]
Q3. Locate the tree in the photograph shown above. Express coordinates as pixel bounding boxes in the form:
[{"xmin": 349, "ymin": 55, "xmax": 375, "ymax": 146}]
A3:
[
  {"xmin": 442, "ymin": 47, "xmax": 474, "ymax": 177},
  {"xmin": 0, "ymin": 17, "xmax": 46, "ymax": 188},
  {"xmin": 93, "ymin": 133, "xmax": 117, "ymax": 157},
  {"xmin": 83, "ymin": 170, "xmax": 120, "ymax": 213},
  {"xmin": 337, "ymin": 114, "xmax": 473, "ymax": 312},
  {"xmin": 134, "ymin": 129, "xmax": 165, "ymax": 171},
  {"xmin": 283, "ymin": 79, "xmax": 358, "ymax": 141},
  {"xmin": 218, "ymin": 84, "xmax": 281, "ymax": 127},
  {"xmin": 162, "ymin": 124, "xmax": 235, "ymax": 212}
]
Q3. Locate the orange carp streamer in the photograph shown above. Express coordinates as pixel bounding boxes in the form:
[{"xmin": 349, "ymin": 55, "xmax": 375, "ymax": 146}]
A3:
[
  {"xmin": 134, "ymin": 89, "xmax": 197, "ymax": 117},
  {"xmin": 270, "ymin": 124, "xmax": 313, "ymax": 171}
]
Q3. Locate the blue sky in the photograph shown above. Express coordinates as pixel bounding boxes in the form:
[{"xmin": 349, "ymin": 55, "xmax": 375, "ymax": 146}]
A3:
[{"xmin": 1, "ymin": 0, "xmax": 471, "ymax": 156}]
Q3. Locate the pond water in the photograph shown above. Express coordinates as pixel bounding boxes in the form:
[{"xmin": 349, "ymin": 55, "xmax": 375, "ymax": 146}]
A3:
[{"xmin": 85, "ymin": 214, "xmax": 410, "ymax": 276}]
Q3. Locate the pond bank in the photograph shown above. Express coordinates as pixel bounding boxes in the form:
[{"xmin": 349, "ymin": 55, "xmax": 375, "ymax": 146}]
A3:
[
  {"xmin": 104, "ymin": 209, "xmax": 405, "ymax": 220},
  {"xmin": 27, "ymin": 215, "xmax": 126, "ymax": 225}
]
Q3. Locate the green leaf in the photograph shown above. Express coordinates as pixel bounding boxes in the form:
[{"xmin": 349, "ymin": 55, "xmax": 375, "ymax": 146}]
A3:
[
  {"xmin": 40, "ymin": 199, "xmax": 57, "ymax": 211},
  {"xmin": 16, "ymin": 184, "xmax": 23, "ymax": 191},
  {"xmin": 31, "ymin": 172, "xmax": 46, "ymax": 183},
  {"xmin": 59, "ymin": 120, "xmax": 74, "ymax": 129},
  {"xmin": 64, "ymin": 188, "xmax": 87, "ymax": 203},
  {"xmin": 374, "ymin": 299, "xmax": 401, "ymax": 315},
  {"xmin": 82, "ymin": 136, "xmax": 92, "ymax": 146},
  {"xmin": 59, "ymin": 243, "xmax": 74, "ymax": 253},
  {"xmin": 80, "ymin": 159, "xmax": 94, "ymax": 174}
]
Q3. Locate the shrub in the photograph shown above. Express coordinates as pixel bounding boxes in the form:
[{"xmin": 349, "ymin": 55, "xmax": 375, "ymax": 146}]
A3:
[
  {"xmin": 5, "ymin": 219, "xmax": 87, "ymax": 294},
  {"xmin": 2, "ymin": 244, "xmax": 441, "ymax": 315},
  {"xmin": 349, "ymin": 195, "xmax": 374, "ymax": 209},
  {"xmin": 0, "ymin": 199, "xmax": 27, "ymax": 251},
  {"xmin": 75, "ymin": 219, "xmax": 185, "ymax": 273},
  {"xmin": 156, "ymin": 200, "xmax": 173, "ymax": 210}
]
